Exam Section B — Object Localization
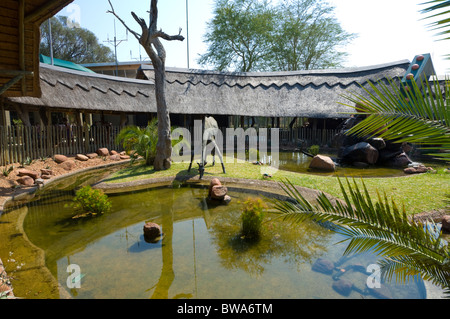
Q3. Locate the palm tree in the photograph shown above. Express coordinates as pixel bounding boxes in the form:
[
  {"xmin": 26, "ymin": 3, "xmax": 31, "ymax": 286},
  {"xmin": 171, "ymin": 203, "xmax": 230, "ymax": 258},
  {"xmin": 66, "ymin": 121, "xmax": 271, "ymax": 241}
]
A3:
[{"xmin": 116, "ymin": 119, "xmax": 158, "ymax": 166}]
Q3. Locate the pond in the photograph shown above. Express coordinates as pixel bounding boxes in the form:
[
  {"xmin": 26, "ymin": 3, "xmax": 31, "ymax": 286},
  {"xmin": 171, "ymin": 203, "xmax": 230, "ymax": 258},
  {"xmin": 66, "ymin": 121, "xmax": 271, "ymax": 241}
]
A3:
[
  {"xmin": 264, "ymin": 151, "xmax": 443, "ymax": 177},
  {"xmin": 0, "ymin": 175, "xmax": 427, "ymax": 299}
]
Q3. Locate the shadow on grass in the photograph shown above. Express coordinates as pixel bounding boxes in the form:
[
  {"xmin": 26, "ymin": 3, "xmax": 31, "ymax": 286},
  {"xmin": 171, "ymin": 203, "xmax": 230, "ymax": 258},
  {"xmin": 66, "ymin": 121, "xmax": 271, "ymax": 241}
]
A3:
[{"xmin": 100, "ymin": 161, "xmax": 208, "ymax": 184}]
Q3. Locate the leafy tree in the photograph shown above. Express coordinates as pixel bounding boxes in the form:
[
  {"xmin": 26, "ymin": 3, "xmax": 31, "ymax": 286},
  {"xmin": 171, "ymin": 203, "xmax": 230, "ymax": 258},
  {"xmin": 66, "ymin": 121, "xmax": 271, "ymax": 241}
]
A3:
[
  {"xmin": 40, "ymin": 16, "xmax": 115, "ymax": 64},
  {"xmin": 199, "ymin": 0, "xmax": 275, "ymax": 72},
  {"xmin": 199, "ymin": 0, "xmax": 354, "ymax": 72},
  {"xmin": 270, "ymin": 0, "xmax": 355, "ymax": 71}
]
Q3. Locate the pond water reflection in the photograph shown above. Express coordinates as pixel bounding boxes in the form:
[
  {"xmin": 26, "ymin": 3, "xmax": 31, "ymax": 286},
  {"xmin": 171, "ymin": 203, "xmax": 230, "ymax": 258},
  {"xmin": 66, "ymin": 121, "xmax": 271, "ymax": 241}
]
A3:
[{"xmin": 15, "ymin": 183, "xmax": 426, "ymax": 299}]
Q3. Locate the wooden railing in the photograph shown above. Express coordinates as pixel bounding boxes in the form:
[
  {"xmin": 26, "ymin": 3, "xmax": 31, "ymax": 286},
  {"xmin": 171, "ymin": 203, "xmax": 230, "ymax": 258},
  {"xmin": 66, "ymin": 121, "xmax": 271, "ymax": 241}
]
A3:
[
  {"xmin": 0, "ymin": 125, "xmax": 123, "ymax": 166},
  {"xmin": 280, "ymin": 127, "xmax": 340, "ymax": 147},
  {"xmin": 0, "ymin": 125, "xmax": 341, "ymax": 166}
]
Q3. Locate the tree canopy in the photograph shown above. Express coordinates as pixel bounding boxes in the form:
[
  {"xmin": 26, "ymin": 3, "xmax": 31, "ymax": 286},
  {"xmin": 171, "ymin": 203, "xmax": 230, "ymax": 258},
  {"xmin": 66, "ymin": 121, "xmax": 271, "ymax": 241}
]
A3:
[
  {"xmin": 40, "ymin": 16, "xmax": 115, "ymax": 64},
  {"xmin": 199, "ymin": 0, "xmax": 355, "ymax": 72}
]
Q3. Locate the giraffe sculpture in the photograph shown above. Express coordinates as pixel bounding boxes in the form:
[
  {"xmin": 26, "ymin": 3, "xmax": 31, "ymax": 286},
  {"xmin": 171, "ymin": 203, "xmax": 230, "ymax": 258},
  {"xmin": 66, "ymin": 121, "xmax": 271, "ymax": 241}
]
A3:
[{"xmin": 188, "ymin": 116, "xmax": 226, "ymax": 179}]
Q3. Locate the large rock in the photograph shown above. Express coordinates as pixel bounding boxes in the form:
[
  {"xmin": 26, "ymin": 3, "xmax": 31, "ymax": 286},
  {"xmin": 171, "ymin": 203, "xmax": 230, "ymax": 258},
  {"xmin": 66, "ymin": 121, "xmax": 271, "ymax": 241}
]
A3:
[
  {"xmin": 17, "ymin": 169, "xmax": 39, "ymax": 180},
  {"xmin": 208, "ymin": 178, "xmax": 222, "ymax": 197},
  {"xmin": 143, "ymin": 222, "xmax": 162, "ymax": 242},
  {"xmin": 86, "ymin": 153, "xmax": 98, "ymax": 159},
  {"xmin": 367, "ymin": 137, "xmax": 386, "ymax": 150},
  {"xmin": 210, "ymin": 185, "xmax": 228, "ymax": 200},
  {"xmin": 60, "ymin": 160, "xmax": 75, "ymax": 171},
  {"xmin": 404, "ymin": 165, "xmax": 429, "ymax": 174},
  {"xmin": 332, "ymin": 279, "xmax": 353, "ymax": 296},
  {"xmin": 97, "ymin": 148, "xmax": 109, "ymax": 157},
  {"xmin": 17, "ymin": 176, "xmax": 35, "ymax": 186},
  {"xmin": 40, "ymin": 168, "xmax": 53, "ymax": 176},
  {"xmin": 389, "ymin": 153, "xmax": 412, "ymax": 168},
  {"xmin": 54, "ymin": 154, "xmax": 68, "ymax": 163},
  {"xmin": 312, "ymin": 258, "xmax": 334, "ymax": 274},
  {"xmin": 309, "ymin": 155, "xmax": 335, "ymax": 172},
  {"xmin": 76, "ymin": 154, "xmax": 89, "ymax": 161},
  {"xmin": 109, "ymin": 154, "xmax": 121, "ymax": 161},
  {"xmin": 441, "ymin": 216, "xmax": 450, "ymax": 233},
  {"xmin": 340, "ymin": 142, "xmax": 379, "ymax": 165}
]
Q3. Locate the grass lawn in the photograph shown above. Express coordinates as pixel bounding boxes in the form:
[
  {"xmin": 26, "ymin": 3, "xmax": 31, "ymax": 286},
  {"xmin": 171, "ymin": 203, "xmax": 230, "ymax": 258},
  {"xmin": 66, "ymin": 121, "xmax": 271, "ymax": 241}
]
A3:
[{"xmin": 103, "ymin": 157, "xmax": 450, "ymax": 216}]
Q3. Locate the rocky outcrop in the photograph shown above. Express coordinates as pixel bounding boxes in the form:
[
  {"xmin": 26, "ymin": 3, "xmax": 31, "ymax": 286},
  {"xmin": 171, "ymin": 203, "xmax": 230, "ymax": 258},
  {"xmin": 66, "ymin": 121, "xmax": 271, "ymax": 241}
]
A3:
[{"xmin": 335, "ymin": 113, "xmax": 412, "ymax": 169}]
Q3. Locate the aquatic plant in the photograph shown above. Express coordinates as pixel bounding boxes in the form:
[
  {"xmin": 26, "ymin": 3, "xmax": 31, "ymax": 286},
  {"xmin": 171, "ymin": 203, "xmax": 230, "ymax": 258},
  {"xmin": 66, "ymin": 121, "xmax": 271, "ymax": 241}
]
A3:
[
  {"xmin": 71, "ymin": 185, "xmax": 111, "ymax": 218},
  {"xmin": 240, "ymin": 198, "xmax": 267, "ymax": 238}
]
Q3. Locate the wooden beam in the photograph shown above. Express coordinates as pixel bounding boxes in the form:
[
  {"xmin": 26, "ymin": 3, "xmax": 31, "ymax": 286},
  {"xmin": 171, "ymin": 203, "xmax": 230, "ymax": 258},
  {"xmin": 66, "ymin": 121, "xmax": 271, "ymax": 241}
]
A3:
[
  {"xmin": 0, "ymin": 70, "xmax": 33, "ymax": 76},
  {"xmin": 0, "ymin": 75, "xmax": 23, "ymax": 96},
  {"xmin": 19, "ymin": 0, "xmax": 26, "ymax": 95},
  {"xmin": 25, "ymin": 0, "xmax": 73, "ymax": 24}
]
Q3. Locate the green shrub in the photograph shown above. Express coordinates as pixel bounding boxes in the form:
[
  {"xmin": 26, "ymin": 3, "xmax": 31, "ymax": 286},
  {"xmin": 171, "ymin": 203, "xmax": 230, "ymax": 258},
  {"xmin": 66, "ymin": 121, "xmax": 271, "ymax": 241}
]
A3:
[
  {"xmin": 240, "ymin": 198, "xmax": 267, "ymax": 238},
  {"xmin": 307, "ymin": 145, "xmax": 320, "ymax": 156},
  {"xmin": 71, "ymin": 186, "xmax": 111, "ymax": 218}
]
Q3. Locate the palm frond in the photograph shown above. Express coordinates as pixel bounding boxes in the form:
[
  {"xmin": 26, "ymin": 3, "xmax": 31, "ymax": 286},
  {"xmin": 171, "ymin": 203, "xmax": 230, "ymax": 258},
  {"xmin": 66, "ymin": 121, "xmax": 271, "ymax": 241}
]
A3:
[
  {"xmin": 420, "ymin": 0, "xmax": 450, "ymax": 45},
  {"xmin": 271, "ymin": 178, "xmax": 450, "ymax": 292},
  {"xmin": 340, "ymin": 76, "xmax": 450, "ymax": 160}
]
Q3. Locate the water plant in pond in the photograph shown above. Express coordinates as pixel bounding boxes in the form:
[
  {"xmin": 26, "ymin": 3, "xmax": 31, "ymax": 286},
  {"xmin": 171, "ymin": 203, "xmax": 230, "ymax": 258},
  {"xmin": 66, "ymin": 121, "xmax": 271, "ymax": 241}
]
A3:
[
  {"xmin": 70, "ymin": 185, "xmax": 112, "ymax": 218},
  {"xmin": 272, "ymin": 178, "xmax": 450, "ymax": 297},
  {"xmin": 240, "ymin": 198, "xmax": 267, "ymax": 239}
]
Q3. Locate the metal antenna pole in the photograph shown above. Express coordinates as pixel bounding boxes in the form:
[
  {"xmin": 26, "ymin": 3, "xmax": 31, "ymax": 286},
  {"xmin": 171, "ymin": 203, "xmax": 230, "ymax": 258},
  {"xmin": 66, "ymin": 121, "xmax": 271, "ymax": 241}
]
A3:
[
  {"xmin": 186, "ymin": 0, "xmax": 190, "ymax": 69},
  {"xmin": 104, "ymin": 19, "xmax": 128, "ymax": 76},
  {"xmin": 48, "ymin": 19, "xmax": 54, "ymax": 65}
]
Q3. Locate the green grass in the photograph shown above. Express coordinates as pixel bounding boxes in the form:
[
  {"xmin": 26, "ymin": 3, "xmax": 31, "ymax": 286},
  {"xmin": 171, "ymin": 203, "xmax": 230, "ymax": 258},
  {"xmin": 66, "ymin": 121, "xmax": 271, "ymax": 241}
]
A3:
[{"xmin": 103, "ymin": 157, "xmax": 450, "ymax": 216}]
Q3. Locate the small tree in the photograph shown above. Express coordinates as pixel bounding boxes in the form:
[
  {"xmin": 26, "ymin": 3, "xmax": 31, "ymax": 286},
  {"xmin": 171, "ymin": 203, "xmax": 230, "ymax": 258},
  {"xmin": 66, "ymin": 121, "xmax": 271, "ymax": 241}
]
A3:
[
  {"xmin": 107, "ymin": 0, "xmax": 184, "ymax": 171},
  {"xmin": 116, "ymin": 119, "xmax": 158, "ymax": 166}
]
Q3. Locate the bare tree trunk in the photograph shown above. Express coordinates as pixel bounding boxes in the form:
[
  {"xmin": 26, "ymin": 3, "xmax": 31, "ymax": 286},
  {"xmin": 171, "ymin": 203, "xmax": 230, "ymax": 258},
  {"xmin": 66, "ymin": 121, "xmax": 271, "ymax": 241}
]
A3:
[
  {"xmin": 153, "ymin": 66, "xmax": 172, "ymax": 170},
  {"xmin": 108, "ymin": 0, "xmax": 184, "ymax": 170}
]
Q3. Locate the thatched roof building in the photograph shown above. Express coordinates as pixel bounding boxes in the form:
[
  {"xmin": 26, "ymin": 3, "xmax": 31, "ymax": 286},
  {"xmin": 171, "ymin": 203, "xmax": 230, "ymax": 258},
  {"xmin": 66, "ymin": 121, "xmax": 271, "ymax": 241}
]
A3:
[
  {"xmin": 5, "ymin": 58, "xmax": 414, "ymax": 122},
  {"xmin": 138, "ymin": 60, "xmax": 411, "ymax": 119},
  {"xmin": 9, "ymin": 54, "xmax": 445, "ymax": 132},
  {"xmin": 4, "ymin": 63, "xmax": 155, "ymax": 115},
  {"xmin": 0, "ymin": 0, "xmax": 74, "ymax": 98}
]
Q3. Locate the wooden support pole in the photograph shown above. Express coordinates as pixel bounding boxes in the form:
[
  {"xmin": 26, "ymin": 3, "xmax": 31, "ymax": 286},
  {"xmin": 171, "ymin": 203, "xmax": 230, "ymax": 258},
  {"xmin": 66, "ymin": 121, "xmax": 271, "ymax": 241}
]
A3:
[{"xmin": 19, "ymin": 0, "xmax": 26, "ymax": 95}]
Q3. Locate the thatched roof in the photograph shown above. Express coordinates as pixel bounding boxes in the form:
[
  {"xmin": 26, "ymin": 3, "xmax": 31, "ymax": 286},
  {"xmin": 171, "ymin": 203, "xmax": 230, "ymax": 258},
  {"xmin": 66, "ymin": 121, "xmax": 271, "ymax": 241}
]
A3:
[
  {"xmin": 0, "ymin": 0, "xmax": 75, "ymax": 98},
  {"xmin": 138, "ymin": 60, "xmax": 411, "ymax": 118},
  {"xmin": 5, "ymin": 59, "xmax": 415, "ymax": 118},
  {"xmin": 4, "ymin": 63, "xmax": 155, "ymax": 114}
]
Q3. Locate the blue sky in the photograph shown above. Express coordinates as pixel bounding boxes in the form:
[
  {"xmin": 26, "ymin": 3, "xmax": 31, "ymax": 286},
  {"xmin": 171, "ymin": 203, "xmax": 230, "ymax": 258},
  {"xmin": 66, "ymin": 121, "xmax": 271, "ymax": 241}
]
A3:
[{"xmin": 56, "ymin": 0, "xmax": 450, "ymax": 74}]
